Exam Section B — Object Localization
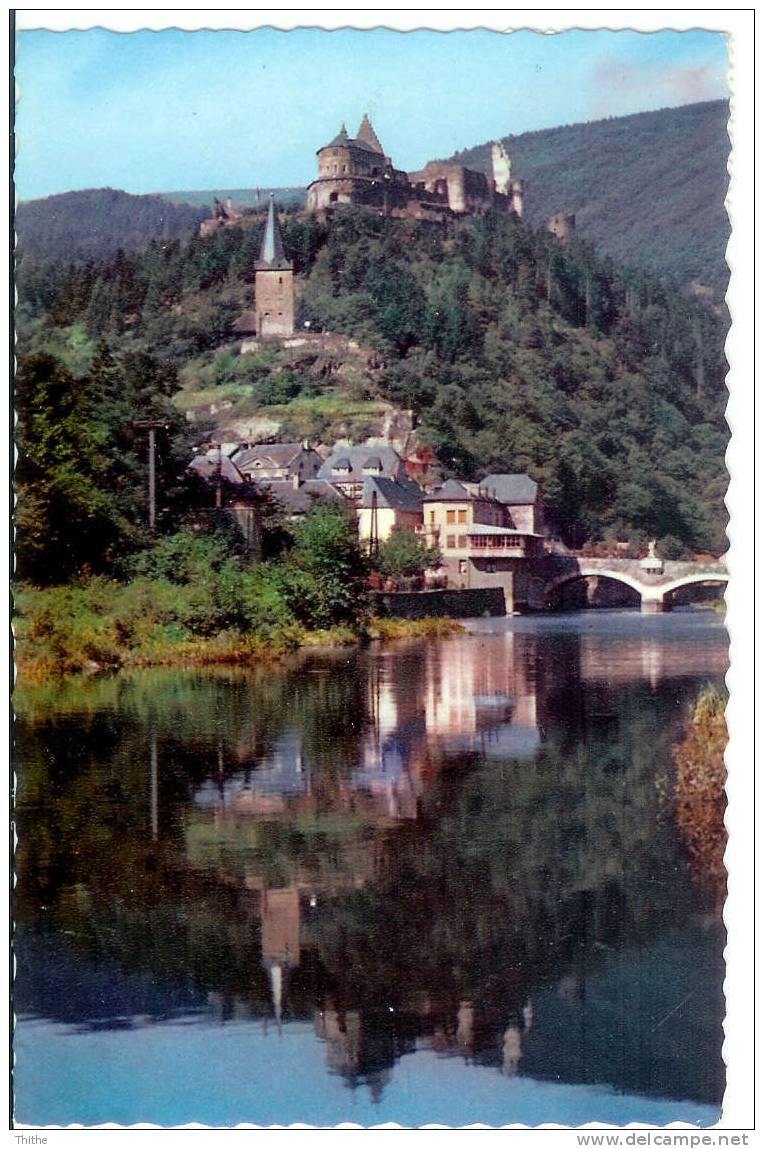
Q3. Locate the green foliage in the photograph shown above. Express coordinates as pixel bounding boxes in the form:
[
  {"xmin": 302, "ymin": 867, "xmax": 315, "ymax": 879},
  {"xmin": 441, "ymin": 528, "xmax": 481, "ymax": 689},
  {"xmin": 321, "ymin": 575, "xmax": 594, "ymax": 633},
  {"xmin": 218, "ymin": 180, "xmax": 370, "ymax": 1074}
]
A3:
[
  {"xmin": 15, "ymin": 181, "xmax": 729, "ymax": 558},
  {"xmin": 282, "ymin": 504, "xmax": 368, "ymax": 629},
  {"xmin": 14, "ymin": 346, "xmax": 196, "ymax": 583},
  {"xmin": 375, "ymin": 526, "xmax": 441, "ymax": 577},
  {"xmin": 15, "ymin": 505, "xmax": 372, "ymax": 676}
]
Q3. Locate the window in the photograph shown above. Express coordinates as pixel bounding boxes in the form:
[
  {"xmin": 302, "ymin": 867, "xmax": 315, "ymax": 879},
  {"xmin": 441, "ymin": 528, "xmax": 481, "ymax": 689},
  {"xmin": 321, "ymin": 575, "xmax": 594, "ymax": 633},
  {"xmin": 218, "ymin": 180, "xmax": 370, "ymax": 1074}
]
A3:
[
  {"xmin": 458, "ymin": 560, "xmax": 468, "ymax": 575},
  {"xmin": 457, "ymin": 508, "xmax": 468, "ymax": 524},
  {"xmin": 446, "ymin": 509, "xmax": 456, "ymax": 524},
  {"xmin": 446, "ymin": 535, "xmax": 456, "ymax": 549},
  {"xmin": 458, "ymin": 535, "xmax": 467, "ymax": 549},
  {"xmin": 429, "ymin": 510, "xmax": 435, "ymax": 525},
  {"xmin": 485, "ymin": 562, "xmax": 496, "ymax": 573}
]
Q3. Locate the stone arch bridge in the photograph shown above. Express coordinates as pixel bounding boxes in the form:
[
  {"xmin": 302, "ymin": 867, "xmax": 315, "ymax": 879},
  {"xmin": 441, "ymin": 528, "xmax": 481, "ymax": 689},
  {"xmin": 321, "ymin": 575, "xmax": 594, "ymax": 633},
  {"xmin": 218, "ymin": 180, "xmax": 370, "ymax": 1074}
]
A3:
[{"xmin": 537, "ymin": 556, "xmax": 728, "ymax": 613}]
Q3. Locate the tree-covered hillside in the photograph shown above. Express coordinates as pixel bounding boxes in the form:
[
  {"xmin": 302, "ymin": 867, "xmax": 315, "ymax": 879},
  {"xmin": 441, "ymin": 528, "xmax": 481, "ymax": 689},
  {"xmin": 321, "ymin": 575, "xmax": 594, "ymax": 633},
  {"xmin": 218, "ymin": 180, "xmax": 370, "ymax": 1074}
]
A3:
[
  {"xmin": 15, "ymin": 188, "xmax": 208, "ymax": 263},
  {"xmin": 16, "ymin": 203, "xmax": 729, "ymax": 560},
  {"xmin": 446, "ymin": 100, "xmax": 730, "ymax": 296}
]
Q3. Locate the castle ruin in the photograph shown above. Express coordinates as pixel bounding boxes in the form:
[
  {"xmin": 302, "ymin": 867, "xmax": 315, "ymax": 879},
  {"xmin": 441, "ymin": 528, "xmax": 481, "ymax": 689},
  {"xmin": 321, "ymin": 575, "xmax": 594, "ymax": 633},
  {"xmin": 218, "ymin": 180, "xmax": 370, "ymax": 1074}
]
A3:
[{"xmin": 306, "ymin": 115, "xmax": 523, "ymax": 221}]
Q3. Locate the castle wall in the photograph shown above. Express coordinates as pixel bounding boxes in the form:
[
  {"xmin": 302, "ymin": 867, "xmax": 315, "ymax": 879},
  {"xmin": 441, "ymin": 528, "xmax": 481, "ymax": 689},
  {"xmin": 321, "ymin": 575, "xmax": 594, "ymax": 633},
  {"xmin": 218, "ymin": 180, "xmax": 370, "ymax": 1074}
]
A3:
[
  {"xmin": 255, "ymin": 268, "xmax": 294, "ymax": 337},
  {"xmin": 548, "ymin": 212, "xmax": 576, "ymax": 244}
]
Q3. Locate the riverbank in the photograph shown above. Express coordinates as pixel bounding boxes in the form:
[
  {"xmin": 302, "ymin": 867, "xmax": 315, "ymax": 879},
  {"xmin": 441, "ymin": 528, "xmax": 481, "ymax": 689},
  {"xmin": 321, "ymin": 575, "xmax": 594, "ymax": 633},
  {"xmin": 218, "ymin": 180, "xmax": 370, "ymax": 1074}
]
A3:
[
  {"xmin": 13, "ymin": 580, "xmax": 462, "ymax": 681},
  {"xmin": 674, "ymin": 685, "xmax": 727, "ymax": 906}
]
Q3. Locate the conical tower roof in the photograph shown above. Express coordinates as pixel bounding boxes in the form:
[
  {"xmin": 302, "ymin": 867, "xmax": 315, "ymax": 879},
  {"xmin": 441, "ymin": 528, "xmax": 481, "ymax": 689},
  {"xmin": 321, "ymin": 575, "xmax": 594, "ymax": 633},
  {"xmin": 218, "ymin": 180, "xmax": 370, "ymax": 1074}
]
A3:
[
  {"xmin": 327, "ymin": 123, "xmax": 350, "ymax": 147},
  {"xmin": 356, "ymin": 113, "xmax": 384, "ymax": 154},
  {"xmin": 255, "ymin": 195, "xmax": 292, "ymax": 271}
]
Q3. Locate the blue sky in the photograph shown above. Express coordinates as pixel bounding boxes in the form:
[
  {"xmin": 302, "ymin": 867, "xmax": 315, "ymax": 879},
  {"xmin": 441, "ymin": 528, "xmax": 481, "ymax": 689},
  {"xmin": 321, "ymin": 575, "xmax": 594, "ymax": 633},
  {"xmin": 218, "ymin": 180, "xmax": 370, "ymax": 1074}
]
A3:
[{"xmin": 14, "ymin": 27, "xmax": 729, "ymax": 200}]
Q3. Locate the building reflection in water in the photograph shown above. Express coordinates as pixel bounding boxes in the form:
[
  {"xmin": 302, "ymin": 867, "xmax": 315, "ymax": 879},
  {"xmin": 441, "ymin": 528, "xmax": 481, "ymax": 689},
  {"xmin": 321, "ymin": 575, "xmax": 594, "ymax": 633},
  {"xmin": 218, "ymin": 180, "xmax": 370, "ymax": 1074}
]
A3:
[{"xmin": 180, "ymin": 622, "xmax": 726, "ymax": 1098}]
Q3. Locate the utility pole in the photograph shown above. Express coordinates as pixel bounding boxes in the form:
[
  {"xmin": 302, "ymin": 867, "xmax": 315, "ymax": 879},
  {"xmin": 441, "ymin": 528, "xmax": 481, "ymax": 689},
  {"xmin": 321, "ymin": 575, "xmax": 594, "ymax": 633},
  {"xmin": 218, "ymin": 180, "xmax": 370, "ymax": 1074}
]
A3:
[
  {"xmin": 370, "ymin": 489, "xmax": 379, "ymax": 557},
  {"xmin": 133, "ymin": 419, "xmax": 168, "ymax": 530}
]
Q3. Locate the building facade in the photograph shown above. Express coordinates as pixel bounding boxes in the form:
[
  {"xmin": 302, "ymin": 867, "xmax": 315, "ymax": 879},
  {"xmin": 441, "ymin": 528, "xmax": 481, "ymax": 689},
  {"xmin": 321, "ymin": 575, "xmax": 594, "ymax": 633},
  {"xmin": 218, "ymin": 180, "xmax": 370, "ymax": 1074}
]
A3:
[
  {"xmin": 423, "ymin": 476, "xmax": 544, "ymax": 612},
  {"xmin": 357, "ymin": 475, "xmax": 424, "ymax": 548}
]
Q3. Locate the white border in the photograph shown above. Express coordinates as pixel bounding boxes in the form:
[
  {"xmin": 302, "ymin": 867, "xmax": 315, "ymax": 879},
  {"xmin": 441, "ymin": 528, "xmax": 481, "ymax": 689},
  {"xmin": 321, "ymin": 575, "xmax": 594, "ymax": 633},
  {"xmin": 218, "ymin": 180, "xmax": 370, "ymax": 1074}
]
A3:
[{"xmin": 6, "ymin": 8, "xmax": 756, "ymax": 1142}]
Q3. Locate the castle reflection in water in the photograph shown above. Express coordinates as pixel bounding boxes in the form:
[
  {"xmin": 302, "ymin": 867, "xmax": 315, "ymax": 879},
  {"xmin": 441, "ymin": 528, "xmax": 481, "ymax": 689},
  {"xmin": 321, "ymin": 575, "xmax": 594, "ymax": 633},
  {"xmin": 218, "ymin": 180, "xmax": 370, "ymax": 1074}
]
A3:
[{"xmin": 184, "ymin": 621, "xmax": 726, "ymax": 1098}]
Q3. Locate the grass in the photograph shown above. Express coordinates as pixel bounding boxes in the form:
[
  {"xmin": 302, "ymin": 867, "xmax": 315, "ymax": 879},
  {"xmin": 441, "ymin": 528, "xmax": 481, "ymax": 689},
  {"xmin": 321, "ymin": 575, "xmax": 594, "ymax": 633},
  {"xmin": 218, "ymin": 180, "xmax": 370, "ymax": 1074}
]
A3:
[
  {"xmin": 367, "ymin": 617, "xmax": 464, "ymax": 641},
  {"xmin": 13, "ymin": 577, "xmax": 462, "ymax": 682},
  {"xmin": 673, "ymin": 685, "xmax": 727, "ymax": 906}
]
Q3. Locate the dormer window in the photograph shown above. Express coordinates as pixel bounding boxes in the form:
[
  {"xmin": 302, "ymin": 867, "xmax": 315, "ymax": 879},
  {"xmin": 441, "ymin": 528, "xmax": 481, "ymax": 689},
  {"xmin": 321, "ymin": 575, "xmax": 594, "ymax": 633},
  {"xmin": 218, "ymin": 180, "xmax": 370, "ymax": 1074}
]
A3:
[
  {"xmin": 362, "ymin": 456, "xmax": 383, "ymax": 475},
  {"xmin": 332, "ymin": 457, "xmax": 352, "ymax": 475}
]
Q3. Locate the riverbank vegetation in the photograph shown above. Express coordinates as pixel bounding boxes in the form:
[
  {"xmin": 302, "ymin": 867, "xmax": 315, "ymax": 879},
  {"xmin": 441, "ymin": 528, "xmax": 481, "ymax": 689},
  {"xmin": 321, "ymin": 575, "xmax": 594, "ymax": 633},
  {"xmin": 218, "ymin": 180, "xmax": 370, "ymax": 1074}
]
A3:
[
  {"xmin": 674, "ymin": 686, "xmax": 727, "ymax": 905},
  {"xmin": 13, "ymin": 507, "xmax": 460, "ymax": 680}
]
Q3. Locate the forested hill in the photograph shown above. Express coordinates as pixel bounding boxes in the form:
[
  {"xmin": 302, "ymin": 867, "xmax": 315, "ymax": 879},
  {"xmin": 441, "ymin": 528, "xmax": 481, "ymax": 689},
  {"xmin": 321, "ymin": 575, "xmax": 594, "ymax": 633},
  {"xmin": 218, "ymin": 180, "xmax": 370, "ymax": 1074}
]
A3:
[
  {"xmin": 446, "ymin": 100, "xmax": 730, "ymax": 297},
  {"xmin": 16, "ymin": 205, "xmax": 729, "ymax": 562},
  {"xmin": 15, "ymin": 188, "xmax": 208, "ymax": 262}
]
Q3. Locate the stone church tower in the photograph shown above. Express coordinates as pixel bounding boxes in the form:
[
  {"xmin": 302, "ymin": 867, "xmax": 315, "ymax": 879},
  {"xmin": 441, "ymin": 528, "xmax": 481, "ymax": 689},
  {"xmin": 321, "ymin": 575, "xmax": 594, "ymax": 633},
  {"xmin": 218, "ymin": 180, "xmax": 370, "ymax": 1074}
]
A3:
[{"xmin": 254, "ymin": 195, "xmax": 294, "ymax": 338}]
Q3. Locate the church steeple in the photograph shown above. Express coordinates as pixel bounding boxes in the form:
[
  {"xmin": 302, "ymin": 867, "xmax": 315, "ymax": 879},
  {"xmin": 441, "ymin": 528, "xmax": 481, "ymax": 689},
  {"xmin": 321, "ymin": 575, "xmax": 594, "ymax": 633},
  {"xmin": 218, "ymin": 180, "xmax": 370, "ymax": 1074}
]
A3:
[
  {"xmin": 256, "ymin": 195, "xmax": 292, "ymax": 270},
  {"xmin": 356, "ymin": 113, "xmax": 383, "ymax": 154}
]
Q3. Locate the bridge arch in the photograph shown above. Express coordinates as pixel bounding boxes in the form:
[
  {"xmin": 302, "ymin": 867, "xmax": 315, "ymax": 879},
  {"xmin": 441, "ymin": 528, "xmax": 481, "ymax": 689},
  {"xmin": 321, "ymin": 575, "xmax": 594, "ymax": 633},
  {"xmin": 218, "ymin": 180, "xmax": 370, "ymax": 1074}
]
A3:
[
  {"xmin": 542, "ymin": 567, "xmax": 729, "ymax": 612},
  {"xmin": 543, "ymin": 568, "xmax": 645, "ymax": 608},
  {"xmin": 659, "ymin": 572, "xmax": 729, "ymax": 600}
]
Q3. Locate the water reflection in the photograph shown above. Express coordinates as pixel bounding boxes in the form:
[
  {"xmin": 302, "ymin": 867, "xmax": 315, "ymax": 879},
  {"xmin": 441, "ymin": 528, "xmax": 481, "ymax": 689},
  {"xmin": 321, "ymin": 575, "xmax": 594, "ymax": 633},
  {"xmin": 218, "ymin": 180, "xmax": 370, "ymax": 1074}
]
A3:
[{"xmin": 14, "ymin": 612, "xmax": 728, "ymax": 1126}]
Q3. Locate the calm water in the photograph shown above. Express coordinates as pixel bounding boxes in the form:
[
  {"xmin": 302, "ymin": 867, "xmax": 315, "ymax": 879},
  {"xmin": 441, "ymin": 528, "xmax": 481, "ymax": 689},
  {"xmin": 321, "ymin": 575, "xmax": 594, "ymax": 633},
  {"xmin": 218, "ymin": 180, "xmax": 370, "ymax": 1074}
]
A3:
[{"xmin": 13, "ymin": 609, "xmax": 728, "ymax": 1127}]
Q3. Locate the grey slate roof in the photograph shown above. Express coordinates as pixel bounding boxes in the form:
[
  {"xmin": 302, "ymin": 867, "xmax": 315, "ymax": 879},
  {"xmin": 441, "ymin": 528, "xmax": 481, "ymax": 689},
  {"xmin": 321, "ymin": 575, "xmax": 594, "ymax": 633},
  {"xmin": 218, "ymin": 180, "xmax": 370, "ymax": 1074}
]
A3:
[
  {"xmin": 422, "ymin": 478, "xmax": 473, "ymax": 502},
  {"xmin": 189, "ymin": 451, "xmax": 245, "ymax": 485},
  {"xmin": 261, "ymin": 479, "xmax": 346, "ymax": 514},
  {"xmin": 480, "ymin": 473, "xmax": 538, "ymax": 505},
  {"xmin": 233, "ymin": 443, "xmax": 303, "ymax": 469},
  {"xmin": 321, "ymin": 117, "xmax": 385, "ymax": 156},
  {"xmin": 360, "ymin": 475, "xmax": 424, "ymax": 512},
  {"xmin": 328, "ymin": 124, "xmax": 350, "ymax": 147},
  {"xmin": 255, "ymin": 196, "xmax": 292, "ymax": 271},
  {"xmin": 317, "ymin": 444, "xmax": 404, "ymax": 482}
]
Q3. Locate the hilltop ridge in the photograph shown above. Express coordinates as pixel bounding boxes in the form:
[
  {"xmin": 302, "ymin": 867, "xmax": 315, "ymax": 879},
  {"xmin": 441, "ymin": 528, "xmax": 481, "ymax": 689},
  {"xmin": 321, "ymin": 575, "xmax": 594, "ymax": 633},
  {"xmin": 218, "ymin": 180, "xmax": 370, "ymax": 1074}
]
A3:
[{"xmin": 15, "ymin": 102, "xmax": 730, "ymax": 294}]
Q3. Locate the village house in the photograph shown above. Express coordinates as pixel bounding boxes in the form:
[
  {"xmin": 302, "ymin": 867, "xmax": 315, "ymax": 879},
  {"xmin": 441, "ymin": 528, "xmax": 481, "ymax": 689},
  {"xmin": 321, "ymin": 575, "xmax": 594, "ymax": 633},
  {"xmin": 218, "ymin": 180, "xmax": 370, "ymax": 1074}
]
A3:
[
  {"xmin": 231, "ymin": 441, "xmax": 323, "ymax": 482},
  {"xmin": 261, "ymin": 475, "xmax": 346, "ymax": 519},
  {"xmin": 316, "ymin": 443, "xmax": 408, "ymax": 501},
  {"xmin": 357, "ymin": 474, "xmax": 424, "ymax": 548},
  {"xmin": 423, "ymin": 475, "xmax": 544, "ymax": 613}
]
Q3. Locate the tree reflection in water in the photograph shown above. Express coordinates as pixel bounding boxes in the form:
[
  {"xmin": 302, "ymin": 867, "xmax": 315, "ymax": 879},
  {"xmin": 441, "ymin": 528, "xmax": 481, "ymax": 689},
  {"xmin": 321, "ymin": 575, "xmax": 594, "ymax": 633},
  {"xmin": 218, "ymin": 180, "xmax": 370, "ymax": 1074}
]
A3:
[{"xmin": 14, "ymin": 617, "xmax": 728, "ymax": 1110}]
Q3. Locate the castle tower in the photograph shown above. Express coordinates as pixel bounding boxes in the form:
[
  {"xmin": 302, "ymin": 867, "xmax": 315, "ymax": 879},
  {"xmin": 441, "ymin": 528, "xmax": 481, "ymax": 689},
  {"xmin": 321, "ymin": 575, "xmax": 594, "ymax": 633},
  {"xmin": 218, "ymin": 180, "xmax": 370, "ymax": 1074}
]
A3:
[
  {"xmin": 491, "ymin": 141, "xmax": 512, "ymax": 195},
  {"xmin": 254, "ymin": 195, "xmax": 294, "ymax": 337},
  {"xmin": 356, "ymin": 113, "xmax": 384, "ymax": 155},
  {"xmin": 548, "ymin": 212, "xmax": 576, "ymax": 244}
]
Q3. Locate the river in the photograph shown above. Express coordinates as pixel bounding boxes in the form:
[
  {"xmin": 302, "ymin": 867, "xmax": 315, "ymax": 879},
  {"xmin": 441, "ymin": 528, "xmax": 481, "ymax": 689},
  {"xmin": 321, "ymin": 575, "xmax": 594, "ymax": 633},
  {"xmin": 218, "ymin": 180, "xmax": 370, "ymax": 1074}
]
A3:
[{"xmin": 13, "ymin": 609, "xmax": 728, "ymax": 1128}]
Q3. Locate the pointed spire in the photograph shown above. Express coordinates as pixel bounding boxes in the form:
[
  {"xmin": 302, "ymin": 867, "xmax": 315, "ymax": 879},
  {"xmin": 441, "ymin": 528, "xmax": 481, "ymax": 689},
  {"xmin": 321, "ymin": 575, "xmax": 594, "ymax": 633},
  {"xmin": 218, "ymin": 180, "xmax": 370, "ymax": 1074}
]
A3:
[
  {"xmin": 356, "ymin": 113, "xmax": 383, "ymax": 154},
  {"xmin": 256, "ymin": 195, "xmax": 292, "ymax": 270},
  {"xmin": 328, "ymin": 122, "xmax": 350, "ymax": 147}
]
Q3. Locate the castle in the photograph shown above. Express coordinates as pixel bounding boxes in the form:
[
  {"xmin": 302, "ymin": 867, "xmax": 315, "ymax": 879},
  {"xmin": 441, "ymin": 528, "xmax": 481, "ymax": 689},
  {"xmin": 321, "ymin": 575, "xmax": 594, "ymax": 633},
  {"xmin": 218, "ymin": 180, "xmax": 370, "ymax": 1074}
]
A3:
[
  {"xmin": 306, "ymin": 114, "xmax": 524, "ymax": 221},
  {"xmin": 229, "ymin": 116, "xmax": 527, "ymax": 339}
]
